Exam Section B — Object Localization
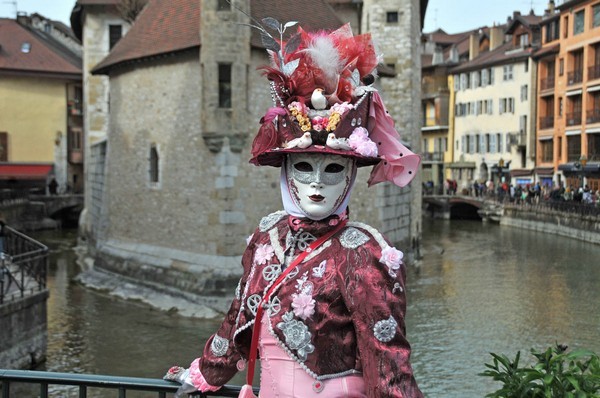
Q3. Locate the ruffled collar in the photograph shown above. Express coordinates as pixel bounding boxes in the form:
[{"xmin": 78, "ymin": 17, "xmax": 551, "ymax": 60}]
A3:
[{"xmin": 287, "ymin": 210, "xmax": 348, "ymax": 236}]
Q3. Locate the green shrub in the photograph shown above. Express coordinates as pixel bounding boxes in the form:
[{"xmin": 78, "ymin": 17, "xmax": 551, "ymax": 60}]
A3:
[{"xmin": 480, "ymin": 344, "xmax": 600, "ymax": 397}]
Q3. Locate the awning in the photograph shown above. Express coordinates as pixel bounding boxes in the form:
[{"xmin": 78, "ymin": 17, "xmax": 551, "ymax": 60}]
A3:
[
  {"xmin": 510, "ymin": 169, "xmax": 533, "ymax": 177},
  {"xmin": 535, "ymin": 167, "xmax": 554, "ymax": 176},
  {"xmin": 0, "ymin": 164, "xmax": 53, "ymax": 180}
]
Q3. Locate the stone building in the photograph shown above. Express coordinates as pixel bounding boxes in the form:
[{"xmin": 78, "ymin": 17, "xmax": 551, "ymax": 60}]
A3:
[{"xmin": 73, "ymin": 0, "xmax": 427, "ymax": 308}]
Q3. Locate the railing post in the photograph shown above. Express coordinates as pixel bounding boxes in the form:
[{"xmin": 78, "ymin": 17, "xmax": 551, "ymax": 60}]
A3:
[
  {"xmin": 2, "ymin": 381, "xmax": 9, "ymax": 398},
  {"xmin": 80, "ymin": 385, "xmax": 87, "ymax": 398}
]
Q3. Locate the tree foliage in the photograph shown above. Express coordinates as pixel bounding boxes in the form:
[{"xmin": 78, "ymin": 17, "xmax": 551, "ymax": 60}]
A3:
[{"xmin": 117, "ymin": 0, "xmax": 148, "ymax": 23}]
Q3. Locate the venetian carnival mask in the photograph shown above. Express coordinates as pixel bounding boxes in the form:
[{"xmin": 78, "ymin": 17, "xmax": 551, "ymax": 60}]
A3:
[{"xmin": 285, "ymin": 153, "xmax": 356, "ymax": 220}]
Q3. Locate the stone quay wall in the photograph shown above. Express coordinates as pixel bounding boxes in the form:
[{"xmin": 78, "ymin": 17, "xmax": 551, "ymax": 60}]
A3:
[
  {"xmin": 501, "ymin": 205, "xmax": 600, "ymax": 245},
  {"xmin": 0, "ymin": 290, "xmax": 49, "ymax": 369}
]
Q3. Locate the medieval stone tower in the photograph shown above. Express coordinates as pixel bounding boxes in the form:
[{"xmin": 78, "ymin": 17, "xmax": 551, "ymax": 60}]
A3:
[
  {"xmin": 361, "ymin": 0, "xmax": 423, "ymax": 250},
  {"xmin": 199, "ymin": 0, "xmax": 253, "ymax": 256}
]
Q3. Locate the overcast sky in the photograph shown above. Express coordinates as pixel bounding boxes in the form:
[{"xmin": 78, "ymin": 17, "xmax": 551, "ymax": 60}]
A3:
[{"xmin": 0, "ymin": 0, "xmax": 552, "ymax": 34}]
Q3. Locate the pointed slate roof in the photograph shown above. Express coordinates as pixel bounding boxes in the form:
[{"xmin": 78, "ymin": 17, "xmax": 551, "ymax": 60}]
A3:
[{"xmin": 0, "ymin": 18, "xmax": 81, "ymax": 78}]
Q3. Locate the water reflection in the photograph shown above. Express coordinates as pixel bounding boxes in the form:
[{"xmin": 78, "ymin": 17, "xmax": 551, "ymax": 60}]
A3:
[
  {"xmin": 29, "ymin": 221, "xmax": 600, "ymax": 397},
  {"xmin": 408, "ymin": 219, "xmax": 600, "ymax": 396}
]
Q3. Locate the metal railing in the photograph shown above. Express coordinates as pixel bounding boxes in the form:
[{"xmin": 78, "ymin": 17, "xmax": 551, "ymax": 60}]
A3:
[
  {"xmin": 0, "ymin": 226, "xmax": 48, "ymax": 304},
  {"xmin": 567, "ymin": 69, "xmax": 583, "ymax": 85},
  {"xmin": 540, "ymin": 75, "xmax": 555, "ymax": 90},
  {"xmin": 539, "ymin": 115, "xmax": 554, "ymax": 129},
  {"xmin": 0, "ymin": 369, "xmax": 258, "ymax": 398},
  {"xmin": 589, "ymin": 64, "xmax": 600, "ymax": 81}
]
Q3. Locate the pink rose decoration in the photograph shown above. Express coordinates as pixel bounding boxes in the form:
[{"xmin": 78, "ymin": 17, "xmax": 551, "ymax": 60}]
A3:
[
  {"xmin": 189, "ymin": 358, "xmax": 221, "ymax": 392},
  {"xmin": 292, "ymin": 292, "xmax": 316, "ymax": 320},
  {"xmin": 311, "ymin": 116, "xmax": 329, "ymax": 131},
  {"xmin": 330, "ymin": 101, "xmax": 353, "ymax": 115},
  {"xmin": 254, "ymin": 243, "xmax": 274, "ymax": 265},
  {"xmin": 348, "ymin": 127, "xmax": 378, "ymax": 157},
  {"xmin": 354, "ymin": 139, "xmax": 378, "ymax": 157},
  {"xmin": 380, "ymin": 246, "xmax": 404, "ymax": 277}
]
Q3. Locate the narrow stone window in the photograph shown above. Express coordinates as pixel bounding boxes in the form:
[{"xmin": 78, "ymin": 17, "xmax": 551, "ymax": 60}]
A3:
[
  {"xmin": 218, "ymin": 0, "xmax": 230, "ymax": 11},
  {"xmin": 109, "ymin": 24, "xmax": 122, "ymax": 50},
  {"xmin": 218, "ymin": 63, "xmax": 232, "ymax": 108},
  {"xmin": 386, "ymin": 11, "xmax": 399, "ymax": 24},
  {"xmin": 149, "ymin": 144, "xmax": 159, "ymax": 183}
]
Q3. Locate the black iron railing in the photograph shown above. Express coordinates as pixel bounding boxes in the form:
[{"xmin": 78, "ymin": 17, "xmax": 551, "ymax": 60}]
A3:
[
  {"xmin": 0, "ymin": 226, "xmax": 48, "ymax": 304},
  {"xmin": 0, "ymin": 369, "xmax": 257, "ymax": 398}
]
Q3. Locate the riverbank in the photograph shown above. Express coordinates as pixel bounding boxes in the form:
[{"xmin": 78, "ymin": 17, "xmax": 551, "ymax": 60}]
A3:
[
  {"xmin": 73, "ymin": 245, "xmax": 233, "ymax": 318},
  {"xmin": 500, "ymin": 202, "xmax": 600, "ymax": 245}
]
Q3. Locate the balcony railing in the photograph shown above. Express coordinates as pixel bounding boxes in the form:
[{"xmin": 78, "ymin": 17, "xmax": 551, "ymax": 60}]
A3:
[
  {"xmin": 566, "ymin": 112, "xmax": 582, "ymax": 126},
  {"xmin": 567, "ymin": 69, "xmax": 583, "ymax": 85},
  {"xmin": 540, "ymin": 76, "xmax": 555, "ymax": 90},
  {"xmin": 0, "ymin": 369, "xmax": 258, "ymax": 397},
  {"xmin": 0, "ymin": 226, "xmax": 48, "ymax": 304},
  {"xmin": 587, "ymin": 108, "xmax": 600, "ymax": 124},
  {"xmin": 539, "ymin": 115, "xmax": 554, "ymax": 129},
  {"xmin": 589, "ymin": 64, "xmax": 600, "ymax": 80}
]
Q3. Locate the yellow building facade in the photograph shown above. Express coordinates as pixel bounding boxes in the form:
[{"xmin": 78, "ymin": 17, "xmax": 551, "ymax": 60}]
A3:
[{"xmin": 0, "ymin": 77, "xmax": 68, "ymax": 162}]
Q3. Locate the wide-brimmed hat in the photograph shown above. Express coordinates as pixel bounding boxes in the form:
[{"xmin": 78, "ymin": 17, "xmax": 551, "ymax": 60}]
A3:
[{"xmin": 249, "ymin": 22, "xmax": 420, "ymax": 188}]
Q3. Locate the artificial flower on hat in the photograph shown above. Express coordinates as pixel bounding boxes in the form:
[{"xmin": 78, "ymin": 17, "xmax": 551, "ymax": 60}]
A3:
[{"xmin": 248, "ymin": 17, "xmax": 420, "ymax": 188}]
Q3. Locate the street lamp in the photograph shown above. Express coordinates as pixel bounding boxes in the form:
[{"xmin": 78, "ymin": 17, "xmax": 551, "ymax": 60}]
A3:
[{"xmin": 498, "ymin": 158, "xmax": 504, "ymax": 184}]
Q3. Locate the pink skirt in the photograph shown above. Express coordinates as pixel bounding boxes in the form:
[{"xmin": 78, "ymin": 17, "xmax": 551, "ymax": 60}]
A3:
[{"xmin": 258, "ymin": 318, "xmax": 366, "ymax": 398}]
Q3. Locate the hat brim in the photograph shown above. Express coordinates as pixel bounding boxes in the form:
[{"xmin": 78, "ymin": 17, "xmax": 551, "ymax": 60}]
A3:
[{"xmin": 250, "ymin": 145, "xmax": 382, "ymax": 168}]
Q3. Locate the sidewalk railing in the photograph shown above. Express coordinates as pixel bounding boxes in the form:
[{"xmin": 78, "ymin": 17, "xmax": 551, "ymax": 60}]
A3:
[
  {"xmin": 0, "ymin": 226, "xmax": 48, "ymax": 304},
  {"xmin": 0, "ymin": 369, "xmax": 257, "ymax": 398}
]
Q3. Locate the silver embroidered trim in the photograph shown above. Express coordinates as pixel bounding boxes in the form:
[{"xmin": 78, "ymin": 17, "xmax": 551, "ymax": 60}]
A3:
[
  {"xmin": 277, "ymin": 311, "xmax": 315, "ymax": 361},
  {"xmin": 270, "ymin": 228, "xmax": 286, "ymax": 264},
  {"xmin": 348, "ymin": 221, "xmax": 387, "ymax": 250},
  {"xmin": 339, "ymin": 227, "xmax": 370, "ymax": 249},
  {"xmin": 266, "ymin": 316, "xmax": 360, "ymax": 381},
  {"xmin": 235, "ymin": 278, "xmax": 242, "ymax": 300},
  {"xmin": 293, "ymin": 231, "xmax": 317, "ymax": 251},
  {"xmin": 262, "ymin": 264, "xmax": 282, "ymax": 282},
  {"xmin": 210, "ymin": 334, "xmax": 229, "ymax": 357},
  {"xmin": 247, "ymin": 294, "xmax": 262, "ymax": 316},
  {"xmin": 303, "ymin": 240, "xmax": 331, "ymax": 263},
  {"xmin": 373, "ymin": 316, "xmax": 398, "ymax": 343},
  {"xmin": 266, "ymin": 296, "xmax": 281, "ymax": 316},
  {"xmin": 259, "ymin": 211, "xmax": 286, "ymax": 232},
  {"xmin": 312, "ymin": 260, "xmax": 327, "ymax": 278}
]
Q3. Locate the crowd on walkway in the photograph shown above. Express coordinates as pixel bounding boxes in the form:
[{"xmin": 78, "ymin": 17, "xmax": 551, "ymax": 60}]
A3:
[{"xmin": 424, "ymin": 179, "xmax": 600, "ymax": 207}]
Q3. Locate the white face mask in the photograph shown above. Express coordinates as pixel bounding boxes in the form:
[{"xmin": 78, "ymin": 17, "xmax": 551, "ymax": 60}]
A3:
[{"xmin": 285, "ymin": 153, "xmax": 355, "ymax": 220}]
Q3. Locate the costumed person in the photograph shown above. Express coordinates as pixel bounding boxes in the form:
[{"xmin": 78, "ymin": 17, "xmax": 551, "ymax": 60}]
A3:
[{"xmin": 165, "ymin": 20, "xmax": 423, "ymax": 398}]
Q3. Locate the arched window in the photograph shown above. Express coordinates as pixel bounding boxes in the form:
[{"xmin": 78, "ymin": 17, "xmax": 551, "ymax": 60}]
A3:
[{"xmin": 149, "ymin": 144, "xmax": 159, "ymax": 183}]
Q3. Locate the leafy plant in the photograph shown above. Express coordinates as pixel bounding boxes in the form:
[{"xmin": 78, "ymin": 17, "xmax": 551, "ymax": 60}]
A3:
[{"xmin": 480, "ymin": 344, "xmax": 600, "ymax": 397}]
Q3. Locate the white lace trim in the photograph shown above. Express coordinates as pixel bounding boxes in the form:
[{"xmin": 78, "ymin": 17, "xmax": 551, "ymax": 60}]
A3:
[{"xmin": 259, "ymin": 211, "xmax": 287, "ymax": 232}]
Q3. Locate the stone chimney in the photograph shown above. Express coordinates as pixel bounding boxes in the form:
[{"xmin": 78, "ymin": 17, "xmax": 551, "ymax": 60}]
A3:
[
  {"xmin": 16, "ymin": 12, "xmax": 31, "ymax": 26},
  {"xmin": 469, "ymin": 32, "xmax": 479, "ymax": 60},
  {"xmin": 547, "ymin": 0, "xmax": 555, "ymax": 14},
  {"xmin": 489, "ymin": 25, "xmax": 504, "ymax": 51}
]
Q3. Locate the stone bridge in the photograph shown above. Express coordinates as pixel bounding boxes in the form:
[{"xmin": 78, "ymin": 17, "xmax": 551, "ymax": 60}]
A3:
[
  {"xmin": 422, "ymin": 195, "xmax": 491, "ymax": 220},
  {"xmin": 29, "ymin": 194, "xmax": 84, "ymax": 218}
]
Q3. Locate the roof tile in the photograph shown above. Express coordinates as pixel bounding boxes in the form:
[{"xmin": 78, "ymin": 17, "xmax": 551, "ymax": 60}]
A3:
[{"xmin": 0, "ymin": 18, "xmax": 81, "ymax": 76}]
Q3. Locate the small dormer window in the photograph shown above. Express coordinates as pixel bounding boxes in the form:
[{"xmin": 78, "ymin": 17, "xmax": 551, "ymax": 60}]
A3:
[{"xmin": 21, "ymin": 42, "xmax": 31, "ymax": 53}]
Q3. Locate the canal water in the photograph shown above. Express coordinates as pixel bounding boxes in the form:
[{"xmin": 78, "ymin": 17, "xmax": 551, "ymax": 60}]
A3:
[{"xmin": 29, "ymin": 219, "xmax": 600, "ymax": 397}]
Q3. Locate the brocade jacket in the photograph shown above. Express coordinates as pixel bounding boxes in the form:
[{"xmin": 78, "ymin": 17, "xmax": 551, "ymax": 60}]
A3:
[{"xmin": 197, "ymin": 211, "xmax": 423, "ymax": 398}]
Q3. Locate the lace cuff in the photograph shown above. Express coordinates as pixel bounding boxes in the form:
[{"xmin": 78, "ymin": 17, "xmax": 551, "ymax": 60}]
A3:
[{"xmin": 189, "ymin": 358, "xmax": 221, "ymax": 392}]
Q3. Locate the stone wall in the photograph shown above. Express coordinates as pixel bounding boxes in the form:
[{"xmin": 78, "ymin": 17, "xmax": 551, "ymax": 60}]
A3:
[
  {"xmin": 0, "ymin": 291, "xmax": 49, "ymax": 369},
  {"xmin": 501, "ymin": 206, "xmax": 600, "ymax": 245}
]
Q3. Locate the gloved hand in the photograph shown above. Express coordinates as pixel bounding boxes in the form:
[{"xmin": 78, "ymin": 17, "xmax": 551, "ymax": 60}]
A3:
[{"xmin": 164, "ymin": 366, "xmax": 198, "ymax": 398}]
